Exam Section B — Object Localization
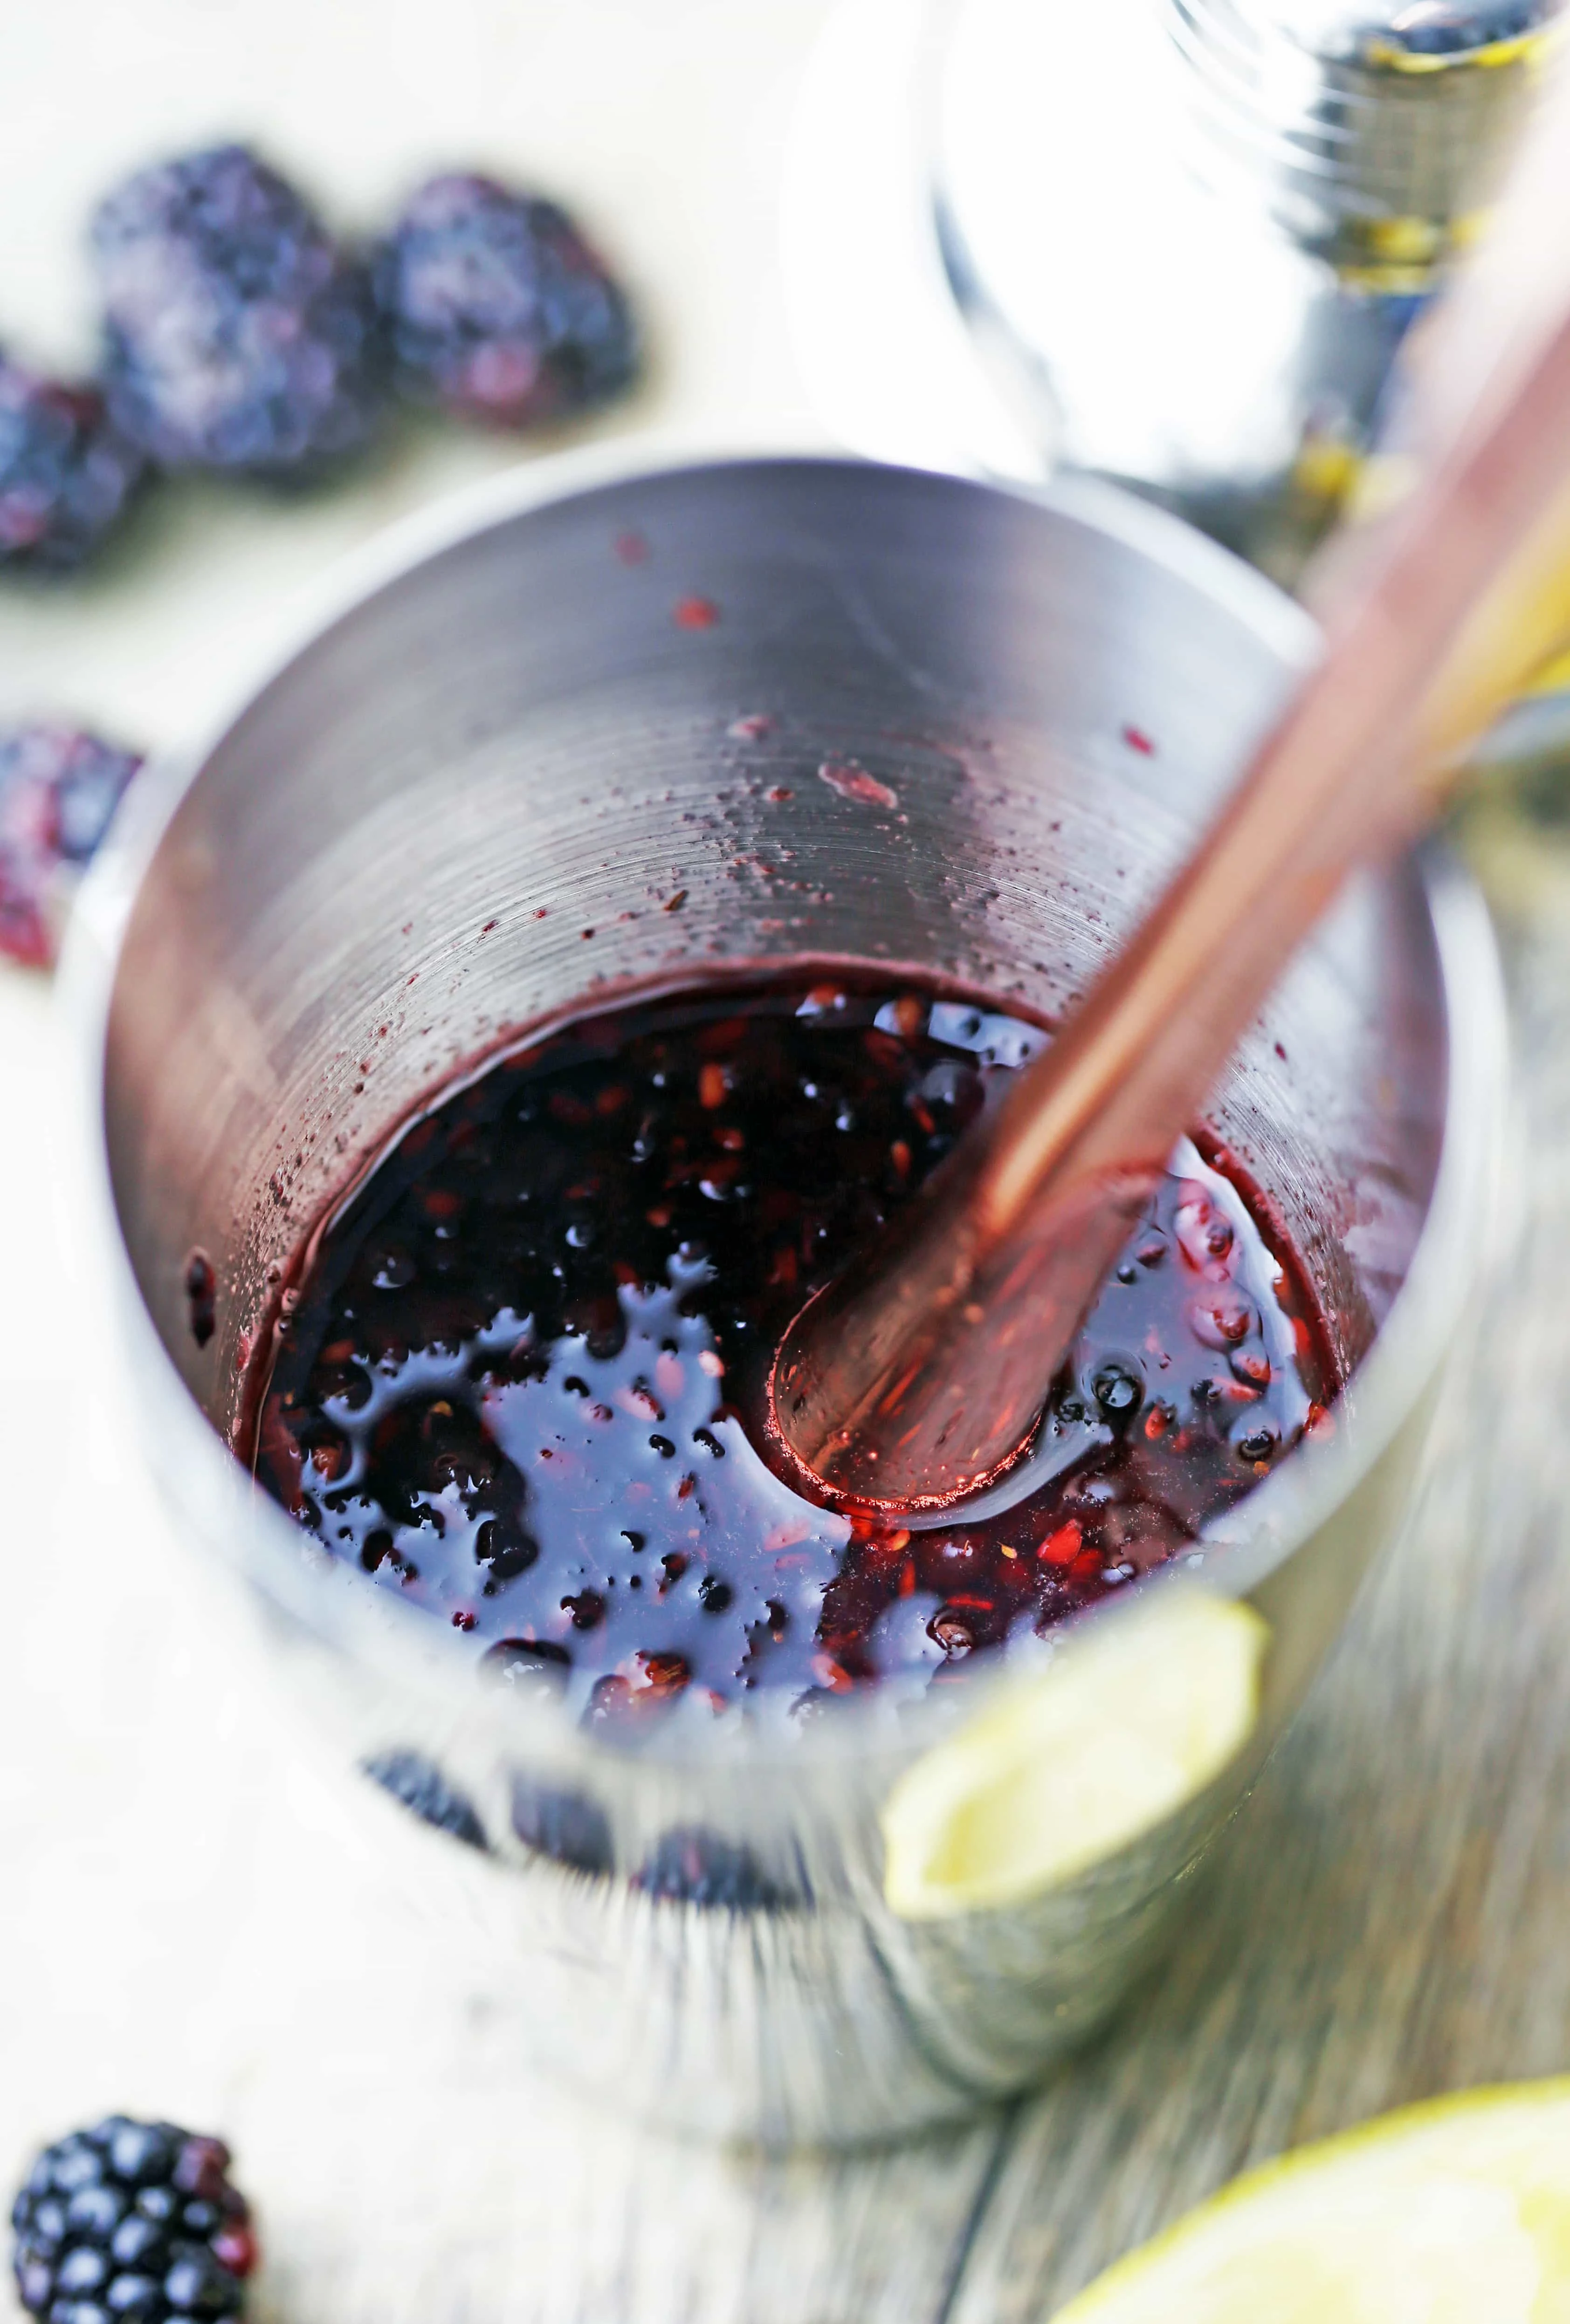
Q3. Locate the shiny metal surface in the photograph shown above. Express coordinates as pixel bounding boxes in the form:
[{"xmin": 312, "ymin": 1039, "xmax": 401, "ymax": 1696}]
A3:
[
  {"xmin": 1174, "ymin": 0, "xmax": 1551, "ymax": 254},
  {"xmin": 71, "ymin": 454, "xmax": 1503, "ymax": 2144},
  {"xmin": 931, "ymin": 0, "xmax": 1556, "ymax": 575}
]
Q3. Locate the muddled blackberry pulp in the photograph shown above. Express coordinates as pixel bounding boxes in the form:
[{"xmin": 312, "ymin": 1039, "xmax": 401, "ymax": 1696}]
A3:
[{"xmin": 253, "ymin": 977, "xmax": 1334, "ymax": 1725}]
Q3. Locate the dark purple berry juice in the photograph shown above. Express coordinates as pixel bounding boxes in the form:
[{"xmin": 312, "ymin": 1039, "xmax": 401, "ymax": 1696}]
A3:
[{"xmin": 252, "ymin": 975, "xmax": 1333, "ymax": 1725}]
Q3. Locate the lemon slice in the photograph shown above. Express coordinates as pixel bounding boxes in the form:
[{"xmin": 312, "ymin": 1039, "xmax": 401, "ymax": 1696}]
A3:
[
  {"xmin": 881, "ymin": 1589, "xmax": 1267, "ymax": 1920},
  {"xmin": 1055, "ymin": 2082, "xmax": 1570, "ymax": 2323}
]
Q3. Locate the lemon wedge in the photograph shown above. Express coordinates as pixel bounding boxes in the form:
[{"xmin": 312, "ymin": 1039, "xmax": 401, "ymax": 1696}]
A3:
[
  {"xmin": 881, "ymin": 1589, "xmax": 1267, "ymax": 1920},
  {"xmin": 1055, "ymin": 2082, "xmax": 1570, "ymax": 2323}
]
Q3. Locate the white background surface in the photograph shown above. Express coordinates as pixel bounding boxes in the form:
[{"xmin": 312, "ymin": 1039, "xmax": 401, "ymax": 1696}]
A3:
[{"xmin": 0, "ymin": 0, "xmax": 837, "ymax": 746}]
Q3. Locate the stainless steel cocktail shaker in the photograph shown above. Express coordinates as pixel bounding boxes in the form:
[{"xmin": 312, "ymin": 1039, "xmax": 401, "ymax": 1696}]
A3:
[{"xmin": 70, "ymin": 454, "xmax": 1503, "ymax": 2144}]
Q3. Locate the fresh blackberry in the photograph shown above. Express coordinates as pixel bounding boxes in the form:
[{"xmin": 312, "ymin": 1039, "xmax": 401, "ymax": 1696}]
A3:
[
  {"xmin": 372, "ymin": 173, "xmax": 637, "ymax": 429},
  {"xmin": 361, "ymin": 1748, "xmax": 488, "ymax": 1849},
  {"xmin": 11, "ymin": 2118, "xmax": 255, "ymax": 2322},
  {"xmin": 510, "ymin": 1779, "xmax": 613, "ymax": 1874},
  {"xmin": 0, "ymin": 727, "xmax": 144, "ymax": 968},
  {"xmin": 0, "ymin": 354, "xmax": 145, "ymax": 573},
  {"xmin": 90, "ymin": 144, "xmax": 385, "ymax": 476},
  {"xmin": 633, "ymin": 1828, "xmax": 798, "ymax": 1912}
]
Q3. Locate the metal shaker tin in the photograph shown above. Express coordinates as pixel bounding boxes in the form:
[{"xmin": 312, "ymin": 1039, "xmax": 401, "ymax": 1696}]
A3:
[{"xmin": 69, "ymin": 453, "xmax": 1504, "ymax": 2143}]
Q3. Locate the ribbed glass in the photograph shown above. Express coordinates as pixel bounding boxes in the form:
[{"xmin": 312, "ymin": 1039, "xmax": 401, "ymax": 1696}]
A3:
[{"xmin": 1166, "ymin": 0, "xmax": 1558, "ymax": 259}]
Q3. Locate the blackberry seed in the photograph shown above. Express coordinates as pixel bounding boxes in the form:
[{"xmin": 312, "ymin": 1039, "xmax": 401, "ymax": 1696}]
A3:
[
  {"xmin": 1092, "ymin": 1361, "xmax": 1142, "ymax": 1418},
  {"xmin": 480, "ymin": 1638, "xmax": 571, "ymax": 1694}
]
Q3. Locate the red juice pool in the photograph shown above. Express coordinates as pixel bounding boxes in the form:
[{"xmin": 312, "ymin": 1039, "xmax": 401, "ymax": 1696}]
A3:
[{"xmin": 250, "ymin": 973, "xmax": 1333, "ymax": 1728}]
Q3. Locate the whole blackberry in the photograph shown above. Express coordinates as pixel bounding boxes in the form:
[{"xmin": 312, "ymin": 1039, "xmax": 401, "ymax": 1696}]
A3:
[
  {"xmin": 0, "ymin": 727, "xmax": 144, "ymax": 968},
  {"xmin": 361, "ymin": 1747, "xmax": 488, "ymax": 1849},
  {"xmin": 372, "ymin": 173, "xmax": 637, "ymax": 429},
  {"xmin": 90, "ymin": 144, "xmax": 385, "ymax": 476},
  {"xmin": 11, "ymin": 2117, "xmax": 255, "ymax": 2323},
  {"xmin": 0, "ymin": 354, "xmax": 145, "ymax": 573}
]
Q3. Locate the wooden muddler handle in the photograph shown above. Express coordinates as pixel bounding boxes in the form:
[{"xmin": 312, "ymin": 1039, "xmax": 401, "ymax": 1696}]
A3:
[{"xmin": 770, "ymin": 37, "xmax": 1570, "ymax": 1511}]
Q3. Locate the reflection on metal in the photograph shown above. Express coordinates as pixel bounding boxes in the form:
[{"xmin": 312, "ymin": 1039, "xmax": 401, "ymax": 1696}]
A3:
[{"xmin": 932, "ymin": 0, "xmax": 1558, "ymax": 578}]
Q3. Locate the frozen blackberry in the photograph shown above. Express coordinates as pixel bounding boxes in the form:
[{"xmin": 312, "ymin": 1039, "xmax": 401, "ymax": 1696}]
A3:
[
  {"xmin": 633, "ymin": 1829, "xmax": 798, "ymax": 1912},
  {"xmin": 11, "ymin": 2118, "xmax": 255, "ymax": 2323},
  {"xmin": 372, "ymin": 173, "xmax": 637, "ymax": 428},
  {"xmin": 0, "ymin": 354, "xmax": 145, "ymax": 573},
  {"xmin": 362, "ymin": 1748, "xmax": 488, "ymax": 1849},
  {"xmin": 0, "ymin": 727, "xmax": 143, "ymax": 968},
  {"xmin": 91, "ymin": 144, "xmax": 385, "ymax": 476}
]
